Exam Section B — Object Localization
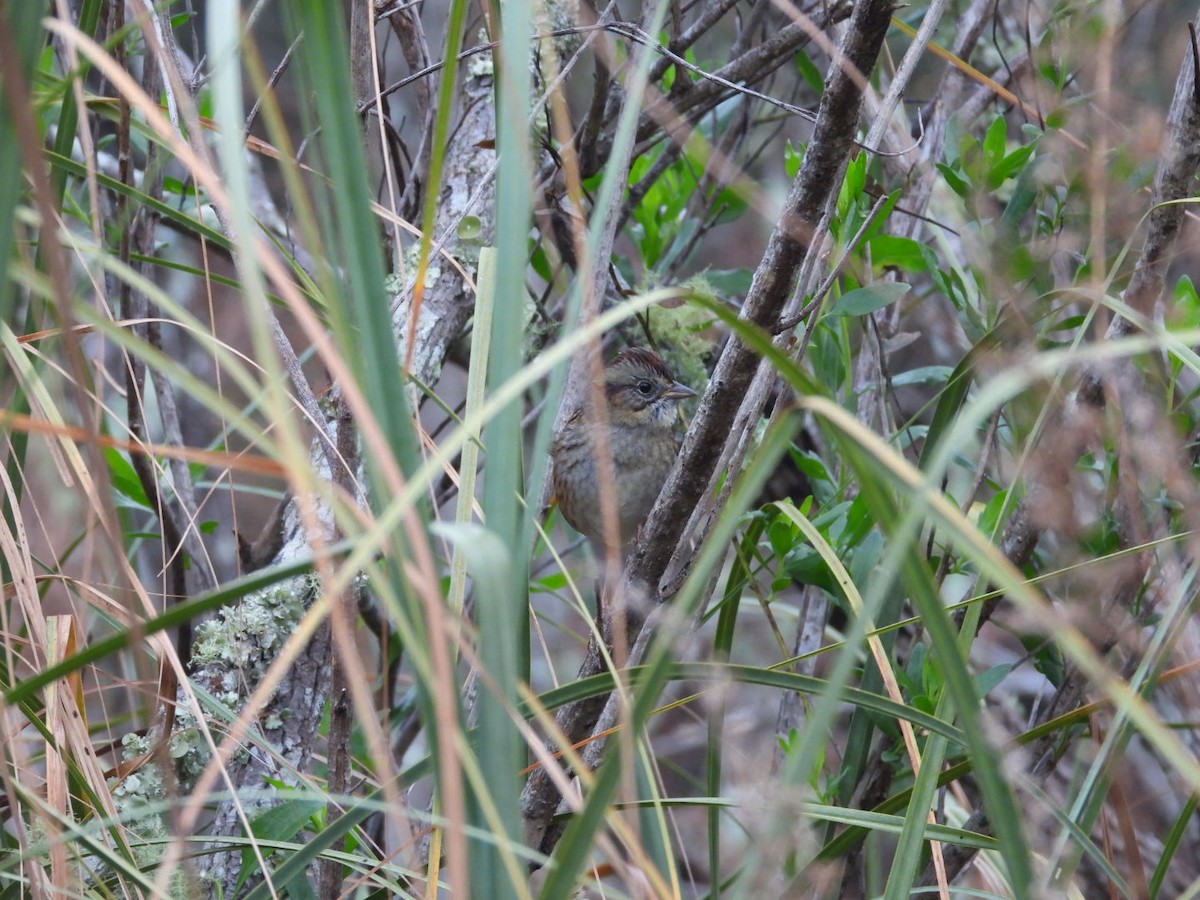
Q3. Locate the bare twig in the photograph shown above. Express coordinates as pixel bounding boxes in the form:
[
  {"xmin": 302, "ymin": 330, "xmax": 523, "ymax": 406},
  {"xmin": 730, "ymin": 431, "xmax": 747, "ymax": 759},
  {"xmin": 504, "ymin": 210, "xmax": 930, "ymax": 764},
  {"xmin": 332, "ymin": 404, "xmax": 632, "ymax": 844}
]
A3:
[{"xmin": 244, "ymin": 33, "xmax": 302, "ymax": 138}]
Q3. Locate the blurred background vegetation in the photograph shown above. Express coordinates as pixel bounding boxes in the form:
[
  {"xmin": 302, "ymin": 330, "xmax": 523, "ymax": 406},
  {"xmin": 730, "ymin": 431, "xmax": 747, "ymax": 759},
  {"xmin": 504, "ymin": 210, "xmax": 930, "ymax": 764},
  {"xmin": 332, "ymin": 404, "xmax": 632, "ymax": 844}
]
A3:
[{"xmin": 2, "ymin": 0, "xmax": 1200, "ymax": 897}]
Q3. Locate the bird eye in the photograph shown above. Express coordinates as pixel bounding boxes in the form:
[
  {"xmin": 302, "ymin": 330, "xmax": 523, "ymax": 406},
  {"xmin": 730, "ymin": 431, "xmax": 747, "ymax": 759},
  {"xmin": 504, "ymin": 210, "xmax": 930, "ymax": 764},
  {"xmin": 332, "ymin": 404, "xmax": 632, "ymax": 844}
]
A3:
[{"xmin": 636, "ymin": 379, "xmax": 655, "ymax": 395}]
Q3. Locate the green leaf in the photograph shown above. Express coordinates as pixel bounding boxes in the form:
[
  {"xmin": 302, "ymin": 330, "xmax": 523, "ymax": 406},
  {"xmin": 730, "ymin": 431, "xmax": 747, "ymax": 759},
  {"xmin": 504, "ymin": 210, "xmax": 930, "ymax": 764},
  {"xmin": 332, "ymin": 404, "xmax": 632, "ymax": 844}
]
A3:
[
  {"xmin": 712, "ymin": 184, "xmax": 749, "ymax": 224},
  {"xmin": 990, "ymin": 143, "xmax": 1035, "ymax": 188},
  {"xmin": 1001, "ymin": 156, "xmax": 1040, "ymax": 227},
  {"xmin": 859, "ymin": 190, "xmax": 901, "ymax": 243},
  {"xmin": 785, "ymin": 139, "xmax": 805, "ymax": 178},
  {"xmin": 104, "ymin": 448, "xmax": 151, "ymax": 509},
  {"xmin": 975, "ymin": 663, "xmax": 1013, "ymax": 697},
  {"xmin": 457, "ymin": 215, "xmax": 483, "ymax": 240},
  {"xmin": 1025, "ymin": 634, "xmax": 1066, "ymax": 686},
  {"xmin": 236, "ymin": 799, "xmax": 325, "ymax": 893},
  {"xmin": 891, "ymin": 365, "xmax": 953, "ymax": 387},
  {"xmin": 705, "ymin": 267, "xmax": 753, "ymax": 297},
  {"xmin": 825, "ymin": 282, "xmax": 910, "ymax": 317},
  {"xmin": 982, "ymin": 114, "xmax": 1007, "ymax": 170},
  {"xmin": 868, "ymin": 235, "xmax": 928, "ymax": 273},
  {"xmin": 794, "ymin": 48, "xmax": 824, "ymax": 93},
  {"xmin": 936, "ymin": 162, "xmax": 970, "ymax": 197},
  {"xmin": 530, "ymin": 243, "xmax": 552, "ymax": 282},
  {"xmin": 1170, "ymin": 275, "xmax": 1199, "ymax": 329},
  {"xmin": 975, "ymin": 488, "xmax": 1011, "ymax": 537},
  {"xmin": 836, "ymin": 152, "xmax": 867, "ymax": 220}
]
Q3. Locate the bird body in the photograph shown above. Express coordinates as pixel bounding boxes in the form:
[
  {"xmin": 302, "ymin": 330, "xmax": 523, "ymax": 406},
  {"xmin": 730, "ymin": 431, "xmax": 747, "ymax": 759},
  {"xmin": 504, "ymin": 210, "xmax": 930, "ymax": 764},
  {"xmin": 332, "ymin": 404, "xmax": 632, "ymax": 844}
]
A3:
[{"xmin": 550, "ymin": 349, "xmax": 696, "ymax": 547}]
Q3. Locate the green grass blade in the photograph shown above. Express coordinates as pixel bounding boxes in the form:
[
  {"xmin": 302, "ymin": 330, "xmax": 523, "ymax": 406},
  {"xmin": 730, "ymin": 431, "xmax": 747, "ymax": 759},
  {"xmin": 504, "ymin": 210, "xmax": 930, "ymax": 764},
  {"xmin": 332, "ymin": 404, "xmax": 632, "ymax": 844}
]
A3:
[{"xmin": 475, "ymin": 0, "xmax": 538, "ymax": 891}]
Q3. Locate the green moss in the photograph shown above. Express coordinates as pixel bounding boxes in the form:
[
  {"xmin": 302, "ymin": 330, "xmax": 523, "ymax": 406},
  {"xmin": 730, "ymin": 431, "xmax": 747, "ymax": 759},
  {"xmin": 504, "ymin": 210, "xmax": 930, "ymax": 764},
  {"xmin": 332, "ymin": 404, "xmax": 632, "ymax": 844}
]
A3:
[{"xmin": 646, "ymin": 278, "xmax": 721, "ymax": 390}]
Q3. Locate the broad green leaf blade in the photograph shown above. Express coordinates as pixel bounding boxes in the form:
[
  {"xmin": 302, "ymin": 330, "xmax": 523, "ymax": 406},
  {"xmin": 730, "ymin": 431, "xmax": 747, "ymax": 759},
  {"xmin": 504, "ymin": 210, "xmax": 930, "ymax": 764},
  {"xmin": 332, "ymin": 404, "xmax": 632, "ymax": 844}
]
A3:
[{"xmin": 825, "ymin": 282, "xmax": 910, "ymax": 317}]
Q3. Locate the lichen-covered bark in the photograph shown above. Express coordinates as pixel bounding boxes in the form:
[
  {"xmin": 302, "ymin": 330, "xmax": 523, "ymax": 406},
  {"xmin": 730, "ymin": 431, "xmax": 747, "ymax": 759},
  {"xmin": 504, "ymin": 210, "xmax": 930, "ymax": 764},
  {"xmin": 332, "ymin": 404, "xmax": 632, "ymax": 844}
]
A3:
[{"xmin": 186, "ymin": 576, "xmax": 332, "ymax": 892}]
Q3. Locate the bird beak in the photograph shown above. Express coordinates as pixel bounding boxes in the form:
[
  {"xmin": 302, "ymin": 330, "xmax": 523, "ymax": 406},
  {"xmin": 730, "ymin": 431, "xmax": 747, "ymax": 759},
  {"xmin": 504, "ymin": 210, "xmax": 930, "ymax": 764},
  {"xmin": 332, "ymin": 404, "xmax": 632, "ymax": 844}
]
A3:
[{"xmin": 662, "ymin": 382, "xmax": 697, "ymax": 401}]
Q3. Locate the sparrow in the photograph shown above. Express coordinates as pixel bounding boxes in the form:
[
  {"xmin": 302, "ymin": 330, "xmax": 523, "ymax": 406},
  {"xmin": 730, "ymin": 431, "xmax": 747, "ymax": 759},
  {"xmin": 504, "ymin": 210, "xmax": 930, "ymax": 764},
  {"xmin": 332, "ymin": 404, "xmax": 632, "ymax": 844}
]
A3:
[{"xmin": 550, "ymin": 348, "xmax": 697, "ymax": 548}]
